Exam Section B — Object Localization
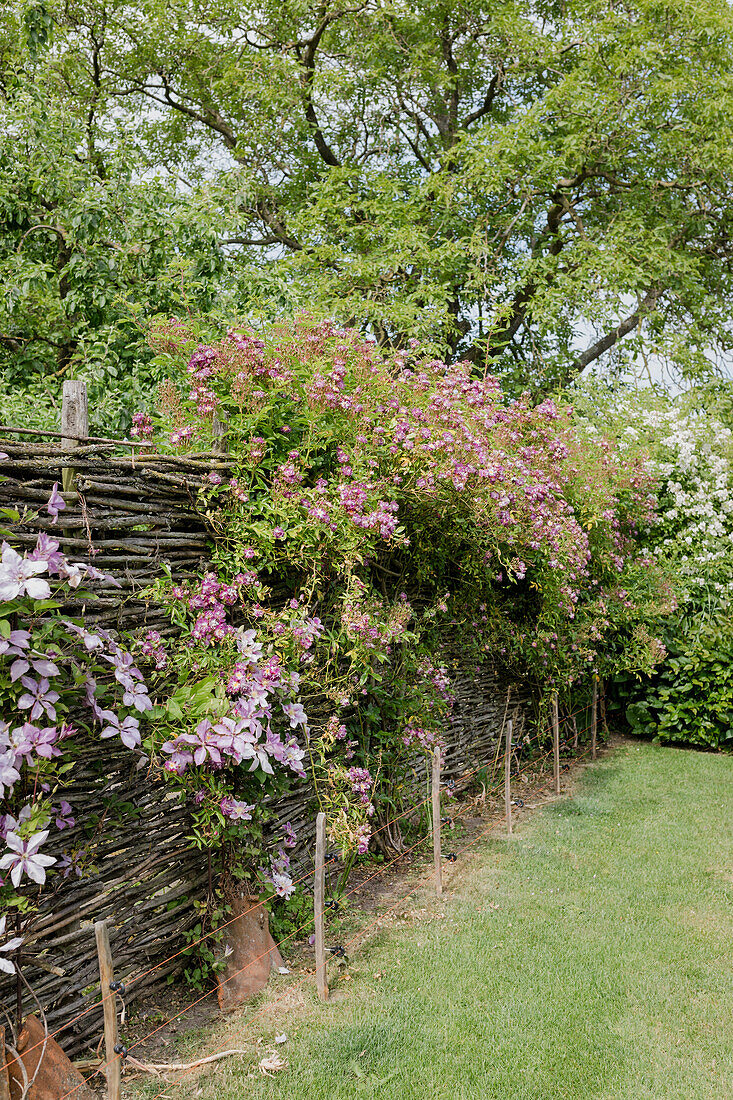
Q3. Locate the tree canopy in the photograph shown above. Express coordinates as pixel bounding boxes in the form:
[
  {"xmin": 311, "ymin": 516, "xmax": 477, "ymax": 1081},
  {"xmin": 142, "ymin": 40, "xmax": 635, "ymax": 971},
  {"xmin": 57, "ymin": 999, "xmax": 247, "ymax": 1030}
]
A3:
[{"xmin": 4, "ymin": 0, "xmax": 733, "ymax": 418}]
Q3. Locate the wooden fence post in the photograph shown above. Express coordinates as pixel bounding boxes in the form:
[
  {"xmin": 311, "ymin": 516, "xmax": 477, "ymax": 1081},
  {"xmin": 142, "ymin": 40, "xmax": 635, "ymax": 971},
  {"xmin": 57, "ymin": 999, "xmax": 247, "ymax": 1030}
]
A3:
[
  {"xmin": 432, "ymin": 746, "xmax": 442, "ymax": 895},
  {"xmin": 212, "ymin": 410, "xmax": 228, "ymax": 454},
  {"xmin": 552, "ymin": 693, "xmax": 560, "ymax": 795},
  {"xmin": 61, "ymin": 380, "xmax": 88, "ymax": 492},
  {"xmin": 94, "ymin": 920, "xmax": 121, "ymax": 1100},
  {"xmin": 314, "ymin": 812, "xmax": 328, "ymax": 1001},
  {"xmin": 504, "ymin": 718, "xmax": 513, "ymax": 836},
  {"xmin": 591, "ymin": 678, "xmax": 598, "ymax": 760}
]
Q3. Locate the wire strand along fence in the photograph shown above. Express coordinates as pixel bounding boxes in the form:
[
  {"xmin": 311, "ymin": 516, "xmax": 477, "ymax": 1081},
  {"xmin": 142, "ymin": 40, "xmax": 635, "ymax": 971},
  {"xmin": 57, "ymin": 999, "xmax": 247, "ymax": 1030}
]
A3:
[{"xmin": 0, "ymin": 416, "xmax": 598, "ymax": 1062}]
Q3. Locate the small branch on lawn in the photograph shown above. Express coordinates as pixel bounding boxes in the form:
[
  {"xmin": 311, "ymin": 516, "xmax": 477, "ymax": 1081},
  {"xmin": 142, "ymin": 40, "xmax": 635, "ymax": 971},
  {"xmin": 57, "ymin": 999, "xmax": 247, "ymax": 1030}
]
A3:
[{"xmin": 123, "ymin": 1049, "xmax": 250, "ymax": 1075}]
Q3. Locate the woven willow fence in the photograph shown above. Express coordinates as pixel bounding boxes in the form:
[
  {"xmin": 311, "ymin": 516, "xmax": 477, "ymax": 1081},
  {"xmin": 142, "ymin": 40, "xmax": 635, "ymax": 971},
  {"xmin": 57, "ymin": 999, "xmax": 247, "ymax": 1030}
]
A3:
[{"xmin": 0, "ymin": 423, "xmax": 532, "ymax": 1055}]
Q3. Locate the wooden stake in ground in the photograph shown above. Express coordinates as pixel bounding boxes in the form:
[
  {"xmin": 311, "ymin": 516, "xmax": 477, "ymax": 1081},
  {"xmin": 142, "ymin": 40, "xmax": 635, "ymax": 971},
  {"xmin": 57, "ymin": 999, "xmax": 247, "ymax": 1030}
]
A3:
[
  {"xmin": 0, "ymin": 1025, "xmax": 10, "ymax": 1100},
  {"xmin": 552, "ymin": 693, "xmax": 560, "ymax": 795},
  {"xmin": 432, "ymin": 746, "xmax": 442, "ymax": 895},
  {"xmin": 94, "ymin": 920, "xmax": 121, "ymax": 1100},
  {"xmin": 591, "ymin": 678, "xmax": 598, "ymax": 760},
  {"xmin": 61, "ymin": 380, "xmax": 88, "ymax": 492},
  {"xmin": 314, "ymin": 812, "xmax": 328, "ymax": 1001},
  {"xmin": 504, "ymin": 718, "xmax": 513, "ymax": 836}
]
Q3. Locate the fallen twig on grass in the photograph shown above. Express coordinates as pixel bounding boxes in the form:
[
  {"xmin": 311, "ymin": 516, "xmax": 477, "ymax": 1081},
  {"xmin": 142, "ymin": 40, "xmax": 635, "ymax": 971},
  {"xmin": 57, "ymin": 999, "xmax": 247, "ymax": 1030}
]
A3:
[{"xmin": 123, "ymin": 1049, "xmax": 249, "ymax": 1074}]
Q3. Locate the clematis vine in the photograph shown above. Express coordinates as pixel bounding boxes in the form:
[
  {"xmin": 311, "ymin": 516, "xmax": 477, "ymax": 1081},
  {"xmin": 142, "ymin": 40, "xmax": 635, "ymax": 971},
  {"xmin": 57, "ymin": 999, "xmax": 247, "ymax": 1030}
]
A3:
[{"xmin": 1, "ymin": 487, "xmax": 153, "ymax": 915}]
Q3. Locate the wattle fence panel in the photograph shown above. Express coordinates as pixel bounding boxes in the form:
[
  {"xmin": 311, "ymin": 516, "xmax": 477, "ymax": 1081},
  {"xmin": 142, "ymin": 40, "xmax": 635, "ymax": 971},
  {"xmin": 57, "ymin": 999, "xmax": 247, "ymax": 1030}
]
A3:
[{"xmin": 0, "ymin": 433, "xmax": 534, "ymax": 1054}]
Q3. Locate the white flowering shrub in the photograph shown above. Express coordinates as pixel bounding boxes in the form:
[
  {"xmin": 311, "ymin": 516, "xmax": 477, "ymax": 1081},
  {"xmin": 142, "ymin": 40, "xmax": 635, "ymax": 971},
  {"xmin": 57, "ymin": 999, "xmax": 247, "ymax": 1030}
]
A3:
[{"xmin": 576, "ymin": 385, "xmax": 733, "ymax": 748}]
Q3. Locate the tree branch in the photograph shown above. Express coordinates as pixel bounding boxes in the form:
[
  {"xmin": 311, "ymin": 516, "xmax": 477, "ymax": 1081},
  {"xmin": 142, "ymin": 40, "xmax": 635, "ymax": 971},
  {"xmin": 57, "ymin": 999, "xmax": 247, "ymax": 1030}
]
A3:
[
  {"xmin": 565, "ymin": 287, "xmax": 663, "ymax": 381},
  {"xmin": 484, "ymin": 196, "xmax": 566, "ymax": 358},
  {"xmin": 295, "ymin": 8, "xmax": 355, "ymax": 168},
  {"xmin": 154, "ymin": 73, "xmax": 238, "ymax": 150},
  {"xmin": 224, "ymin": 235, "xmax": 285, "ymax": 247},
  {"xmin": 15, "ymin": 224, "xmax": 67, "ymax": 251},
  {"xmin": 461, "ymin": 67, "xmax": 503, "ymax": 129},
  {"xmin": 255, "ymin": 200, "xmax": 303, "ymax": 251}
]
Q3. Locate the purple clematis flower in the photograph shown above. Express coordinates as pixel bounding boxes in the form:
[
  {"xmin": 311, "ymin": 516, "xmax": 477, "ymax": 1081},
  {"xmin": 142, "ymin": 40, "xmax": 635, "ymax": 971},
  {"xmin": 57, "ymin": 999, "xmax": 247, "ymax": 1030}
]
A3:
[
  {"xmin": 30, "ymin": 532, "xmax": 65, "ymax": 574},
  {"xmin": 46, "ymin": 483, "xmax": 66, "ymax": 523},
  {"xmin": 0, "ymin": 629, "xmax": 30, "ymax": 656},
  {"xmin": 28, "ymin": 725, "xmax": 61, "ymax": 760},
  {"xmin": 0, "ymin": 915, "xmax": 23, "ymax": 976},
  {"xmin": 282, "ymin": 701, "xmax": 308, "ymax": 729},
  {"xmin": 281, "ymin": 738, "xmax": 307, "ymax": 778},
  {"xmin": 63, "ymin": 621, "xmax": 104, "ymax": 651},
  {"xmin": 57, "ymin": 851, "xmax": 85, "ymax": 879},
  {"xmin": 54, "ymin": 801, "xmax": 75, "ymax": 830},
  {"xmin": 178, "ymin": 720, "xmax": 223, "ymax": 766},
  {"xmin": 103, "ymin": 648, "xmax": 144, "ymax": 690},
  {"xmin": 160, "ymin": 735, "xmax": 194, "ymax": 774},
  {"xmin": 99, "ymin": 710, "xmax": 141, "ymax": 750},
  {"xmin": 18, "ymin": 677, "xmax": 59, "ymax": 722},
  {"xmin": 0, "ymin": 543, "xmax": 51, "ymax": 602},
  {"xmin": 270, "ymin": 871, "xmax": 295, "ymax": 898},
  {"xmin": 219, "ymin": 796, "xmax": 254, "ymax": 821},
  {"xmin": 122, "ymin": 681, "xmax": 152, "ymax": 712},
  {"xmin": 234, "ymin": 628, "xmax": 263, "ymax": 665},
  {"xmin": 0, "ymin": 830, "xmax": 56, "ymax": 887},
  {"xmin": 0, "ymin": 752, "xmax": 21, "ymax": 799},
  {"xmin": 5, "ymin": 723, "xmax": 34, "ymax": 765}
]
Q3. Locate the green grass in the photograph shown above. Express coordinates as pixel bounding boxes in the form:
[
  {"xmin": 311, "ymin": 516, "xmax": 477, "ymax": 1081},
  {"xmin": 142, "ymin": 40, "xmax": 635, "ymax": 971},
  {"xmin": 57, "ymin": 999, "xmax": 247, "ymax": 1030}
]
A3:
[{"xmin": 131, "ymin": 743, "xmax": 733, "ymax": 1099}]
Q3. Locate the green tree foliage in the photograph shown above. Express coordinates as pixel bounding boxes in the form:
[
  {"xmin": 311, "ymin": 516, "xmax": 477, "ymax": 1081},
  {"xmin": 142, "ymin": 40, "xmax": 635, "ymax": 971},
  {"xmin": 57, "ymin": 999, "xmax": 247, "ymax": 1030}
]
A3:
[
  {"xmin": 5, "ymin": 0, "xmax": 733, "ymax": 419},
  {"xmin": 9, "ymin": 0, "xmax": 733, "ymax": 394},
  {"xmin": 0, "ymin": 4, "xmax": 225, "ymax": 431}
]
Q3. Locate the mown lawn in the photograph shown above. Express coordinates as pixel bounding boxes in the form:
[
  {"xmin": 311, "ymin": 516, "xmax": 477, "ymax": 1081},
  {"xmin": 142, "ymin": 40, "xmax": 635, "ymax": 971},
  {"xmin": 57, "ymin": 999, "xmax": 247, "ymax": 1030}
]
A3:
[{"xmin": 131, "ymin": 742, "xmax": 732, "ymax": 1100}]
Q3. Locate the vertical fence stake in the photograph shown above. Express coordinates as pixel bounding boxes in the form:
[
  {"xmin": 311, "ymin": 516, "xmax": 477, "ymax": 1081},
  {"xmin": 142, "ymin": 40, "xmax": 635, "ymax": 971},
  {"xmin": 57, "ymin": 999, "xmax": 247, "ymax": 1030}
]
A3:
[
  {"xmin": 314, "ymin": 811, "xmax": 328, "ymax": 1001},
  {"xmin": 94, "ymin": 920, "xmax": 121, "ymax": 1100},
  {"xmin": 600, "ymin": 679, "xmax": 610, "ymax": 740},
  {"xmin": 552, "ymin": 693, "xmax": 560, "ymax": 795},
  {"xmin": 504, "ymin": 718, "xmax": 513, "ymax": 836},
  {"xmin": 61, "ymin": 380, "xmax": 88, "ymax": 492},
  {"xmin": 591, "ymin": 678, "xmax": 598, "ymax": 760},
  {"xmin": 212, "ymin": 409, "xmax": 229, "ymax": 453},
  {"xmin": 0, "ymin": 1026, "xmax": 10, "ymax": 1100},
  {"xmin": 432, "ymin": 746, "xmax": 442, "ymax": 895}
]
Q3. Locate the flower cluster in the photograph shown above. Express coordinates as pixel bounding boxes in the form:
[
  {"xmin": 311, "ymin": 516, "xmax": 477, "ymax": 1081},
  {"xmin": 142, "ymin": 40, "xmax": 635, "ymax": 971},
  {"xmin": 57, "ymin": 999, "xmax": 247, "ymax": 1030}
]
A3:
[
  {"xmin": 140, "ymin": 313, "xmax": 673, "ymax": 860},
  {"xmin": 1, "ymin": 500, "xmax": 150, "ymax": 909},
  {"xmin": 140, "ymin": 630, "xmax": 168, "ymax": 670},
  {"xmin": 130, "ymin": 412, "xmax": 153, "ymax": 438}
]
